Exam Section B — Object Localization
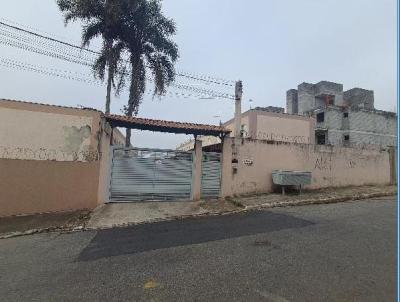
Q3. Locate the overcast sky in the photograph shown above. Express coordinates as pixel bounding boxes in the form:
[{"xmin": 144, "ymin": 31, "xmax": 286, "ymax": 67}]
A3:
[{"xmin": 0, "ymin": 0, "xmax": 397, "ymax": 148}]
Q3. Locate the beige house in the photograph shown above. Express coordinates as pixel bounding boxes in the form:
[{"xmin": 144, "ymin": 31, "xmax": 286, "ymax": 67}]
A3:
[{"xmin": 177, "ymin": 107, "xmax": 315, "ymax": 151}]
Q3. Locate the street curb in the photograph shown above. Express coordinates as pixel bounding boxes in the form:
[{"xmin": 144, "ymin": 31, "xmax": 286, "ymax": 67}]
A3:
[
  {"xmin": 1, "ymin": 191, "xmax": 395, "ymax": 237},
  {"xmin": 84, "ymin": 191, "xmax": 395, "ymax": 231},
  {"xmin": 0, "ymin": 225, "xmax": 84, "ymax": 240},
  {"xmin": 243, "ymin": 191, "xmax": 396, "ymax": 211}
]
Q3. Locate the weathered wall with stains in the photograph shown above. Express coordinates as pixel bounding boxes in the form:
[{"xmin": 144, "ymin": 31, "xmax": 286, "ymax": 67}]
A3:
[
  {"xmin": 221, "ymin": 137, "xmax": 390, "ymax": 196},
  {"xmin": 0, "ymin": 103, "xmax": 100, "ymax": 162},
  {"xmin": 0, "ymin": 99, "xmax": 105, "ymax": 217}
]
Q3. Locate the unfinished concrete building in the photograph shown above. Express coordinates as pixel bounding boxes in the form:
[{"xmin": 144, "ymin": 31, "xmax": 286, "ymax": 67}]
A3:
[{"xmin": 286, "ymin": 81, "xmax": 396, "ymax": 148}]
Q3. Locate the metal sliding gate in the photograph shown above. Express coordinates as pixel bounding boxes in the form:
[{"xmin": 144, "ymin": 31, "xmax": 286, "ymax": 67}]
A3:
[
  {"xmin": 201, "ymin": 152, "xmax": 222, "ymax": 198},
  {"xmin": 109, "ymin": 147, "xmax": 193, "ymax": 202}
]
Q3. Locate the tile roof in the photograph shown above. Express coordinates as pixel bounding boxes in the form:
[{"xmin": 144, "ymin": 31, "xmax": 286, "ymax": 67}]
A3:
[{"xmin": 105, "ymin": 114, "xmax": 230, "ymax": 136}]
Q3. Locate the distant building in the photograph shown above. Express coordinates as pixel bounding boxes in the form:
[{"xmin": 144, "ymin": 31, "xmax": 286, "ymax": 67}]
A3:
[
  {"xmin": 176, "ymin": 106, "xmax": 314, "ymax": 151},
  {"xmin": 286, "ymin": 81, "xmax": 397, "ymax": 148}
]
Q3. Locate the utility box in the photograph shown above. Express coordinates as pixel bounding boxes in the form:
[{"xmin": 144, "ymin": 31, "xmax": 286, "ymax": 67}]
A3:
[{"xmin": 272, "ymin": 170, "xmax": 312, "ymax": 194}]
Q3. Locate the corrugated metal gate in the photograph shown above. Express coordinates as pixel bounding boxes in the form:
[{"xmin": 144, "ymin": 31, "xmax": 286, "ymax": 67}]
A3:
[
  {"xmin": 201, "ymin": 152, "xmax": 221, "ymax": 198},
  {"xmin": 109, "ymin": 147, "xmax": 193, "ymax": 202}
]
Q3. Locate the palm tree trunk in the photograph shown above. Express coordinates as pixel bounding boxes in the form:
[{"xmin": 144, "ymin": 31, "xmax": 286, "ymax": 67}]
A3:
[
  {"xmin": 125, "ymin": 56, "xmax": 141, "ymax": 147},
  {"xmin": 125, "ymin": 104, "xmax": 133, "ymax": 147},
  {"xmin": 104, "ymin": 38, "xmax": 113, "ymax": 114},
  {"xmin": 105, "ymin": 66, "xmax": 112, "ymax": 114}
]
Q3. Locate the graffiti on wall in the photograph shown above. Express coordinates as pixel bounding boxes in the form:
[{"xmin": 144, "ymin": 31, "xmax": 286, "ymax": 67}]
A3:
[
  {"xmin": 257, "ymin": 131, "xmax": 309, "ymax": 144},
  {"xmin": 315, "ymin": 155, "xmax": 361, "ymax": 171},
  {"xmin": 314, "ymin": 156, "xmax": 332, "ymax": 171},
  {"xmin": 348, "ymin": 160, "xmax": 357, "ymax": 168}
]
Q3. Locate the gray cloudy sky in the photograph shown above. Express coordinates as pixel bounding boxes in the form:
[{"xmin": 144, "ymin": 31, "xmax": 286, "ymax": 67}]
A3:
[{"xmin": 0, "ymin": 0, "xmax": 397, "ymax": 148}]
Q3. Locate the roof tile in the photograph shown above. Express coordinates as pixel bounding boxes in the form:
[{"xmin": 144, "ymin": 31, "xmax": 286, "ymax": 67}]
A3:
[{"xmin": 105, "ymin": 114, "xmax": 230, "ymax": 136}]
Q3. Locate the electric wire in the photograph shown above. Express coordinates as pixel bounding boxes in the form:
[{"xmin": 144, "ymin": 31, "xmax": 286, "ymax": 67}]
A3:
[
  {"xmin": 0, "ymin": 57, "xmax": 230, "ymax": 101},
  {"xmin": 0, "ymin": 20, "xmax": 235, "ymax": 86}
]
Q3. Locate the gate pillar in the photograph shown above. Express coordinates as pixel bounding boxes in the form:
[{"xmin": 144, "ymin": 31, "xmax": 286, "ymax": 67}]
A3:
[{"xmin": 191, "ymin": 139, "xmax": 203, "ymax": 200}]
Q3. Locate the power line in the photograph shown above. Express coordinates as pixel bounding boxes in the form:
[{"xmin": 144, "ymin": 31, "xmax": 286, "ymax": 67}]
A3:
[
  {"xmin": 0, "ymin": 57, "xmax": 231, "ymax": 101},
  {"xmin": 175, "ymin": 71, "xmax": 235, "ymax": 86},
  {"xmin": 0, "ymin": 16, "xmax": 79, "ymax": 45},
  {"xmin": 0, "ymin": 19, "xmax": 235, "ymax": 85},
  {"xmin": 0, "ymin": 36, "xmax": 94, "ymax": 66},
  {"xmin": 0, "ymin": 31, "xmax": 233, "ymax": 99},
  {"xmin": 0, "ymin": 28, "xmax": 96, "ymax": 62},
  {"xmin": 0, "ymin": 21, "xmax": 98, "ymax": 54},
  {"xmin": 0, "ymin": 57, "xmax": 100, "ymax": 84},
  {"xmin": 171, "ymin": 82, "xmax": 234, "ymax": 99}
]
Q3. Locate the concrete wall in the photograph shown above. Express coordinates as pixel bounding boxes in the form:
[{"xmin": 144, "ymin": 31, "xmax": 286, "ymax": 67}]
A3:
[
  {"xmin": 286, "ymin": 89, "xmax": 298, "ymax": 114},
  {"xmin": 221, "ymin": 137, "xmax": 391, "ymax": 196},
  {"xmin": 177, "ymin": 110, "xmax": 316, "ymax": 151},
  {"xmin": 224, "ymin": 110, "xmax": 315, "ymax": 143},
  {"xmin": 0, "ymin": 104, "xmax": 100, "ymax": 162},
  {"xmin": 314, "ymin": 106, "xmax": 397, "ymax": 148},
  {"xmin": 255, "ymin": 112, "xmax": 314, "ymax": 144},
  {"xmin": 297, "ymin": 83, "xmax": 315, "ymax": 114},
  {"xmin": 314, "ymin": 81, "xmax": 344, "ymax": 107},
  {"xmin": 0, "ymin": 99, "xmax": 107, "ymax": 217},
  {"xmin": 315, "ymin": 107, "xmax": 344, "ymax": 146},
  {"xmin": 0, "ymin": 159, "xmax": 100, "ymax": 216},
  {"xmin": 225, "ymin": 115, "xmax": 250, "ymax": 137},
  {"xmin": 348, "ymin": 109, "xmax": 397, "ymax": 147},
  {"xmin": 344, "ymin": 88, "xmax": 374, "ymax": 109}
]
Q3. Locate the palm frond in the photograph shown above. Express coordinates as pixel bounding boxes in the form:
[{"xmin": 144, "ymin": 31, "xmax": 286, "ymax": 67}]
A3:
[
  {"xmin": 81, "ymin": 20, "xmax": 104, "ymax": 47},
  {"xmin": 92, "ymin": 49, "xmax": 107, "ymax": 81}
]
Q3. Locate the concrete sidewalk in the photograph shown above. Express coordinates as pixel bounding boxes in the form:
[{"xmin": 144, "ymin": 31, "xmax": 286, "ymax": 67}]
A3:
[
  {"xmin": 87, "ymin": 185, "xmax": 396, "ymax": 230},
  {"xmin": 86, "ymin": 199, "xmax": 238, "ymax": 229}
]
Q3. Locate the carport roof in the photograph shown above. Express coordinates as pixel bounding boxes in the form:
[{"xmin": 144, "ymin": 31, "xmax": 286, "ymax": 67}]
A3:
[{"xmin": 105, "ymin": 114, "xmax": 231, "ymax": 136}]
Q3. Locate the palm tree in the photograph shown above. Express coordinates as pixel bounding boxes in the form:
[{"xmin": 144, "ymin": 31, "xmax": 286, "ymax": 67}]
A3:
[
  {"xmin": 57, "ymin": 0, "xmax": 125, "ymax": 114},
  {"xmin": 119, "ymin": 0, "xmax": 179, "ymax": 146}
]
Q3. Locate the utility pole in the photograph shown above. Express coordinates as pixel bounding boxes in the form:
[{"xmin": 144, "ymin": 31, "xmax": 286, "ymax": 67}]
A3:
[{"xmin": 234, "ymin": 80, "xmax": 243, "ymax": 138}]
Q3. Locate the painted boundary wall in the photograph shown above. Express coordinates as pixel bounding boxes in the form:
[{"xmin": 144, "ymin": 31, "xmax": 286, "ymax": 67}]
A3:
[
  {"xmin": 221, "ymin": 137, "xmax": 392, "ymax": 197},
  {"xmin": 0, "ymin": 99, "xmax": 114, "ymax": 217}
]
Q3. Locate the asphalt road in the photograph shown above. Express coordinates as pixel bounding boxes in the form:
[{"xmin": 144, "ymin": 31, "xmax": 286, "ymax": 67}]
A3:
[{"xmin": 0, "ymin": 197, "xmax": 396, "ymax": 302}]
